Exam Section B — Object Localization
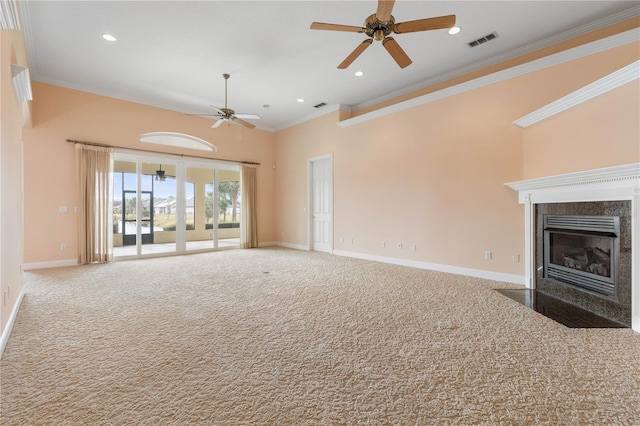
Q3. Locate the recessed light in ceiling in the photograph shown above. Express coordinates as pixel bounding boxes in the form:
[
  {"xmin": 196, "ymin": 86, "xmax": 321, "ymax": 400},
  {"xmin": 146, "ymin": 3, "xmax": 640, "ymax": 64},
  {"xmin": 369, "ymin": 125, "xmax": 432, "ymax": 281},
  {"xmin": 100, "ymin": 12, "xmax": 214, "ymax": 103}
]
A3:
[
  {"xmin": 297, "ymin": 98, "xmax": 305, "ymax": 103},
  {"xmin": 354, "ymin": 70, "xmax": 364, "ymax": 77},
  {"xmin": 448, "ymin": 27, "xmax": 461, "ymax": 35},
  {"xmin": 102, "ymin": 33, "xmax": 117, "ymax": 42}
]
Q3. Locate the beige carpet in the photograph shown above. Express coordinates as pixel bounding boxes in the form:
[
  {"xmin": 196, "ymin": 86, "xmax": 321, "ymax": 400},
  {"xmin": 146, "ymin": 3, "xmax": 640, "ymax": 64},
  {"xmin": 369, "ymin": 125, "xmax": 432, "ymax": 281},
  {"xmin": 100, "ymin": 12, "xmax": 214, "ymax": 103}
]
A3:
[{"xmin": 1, "ymin": 247, "xmax": 639, "ymax": 424}]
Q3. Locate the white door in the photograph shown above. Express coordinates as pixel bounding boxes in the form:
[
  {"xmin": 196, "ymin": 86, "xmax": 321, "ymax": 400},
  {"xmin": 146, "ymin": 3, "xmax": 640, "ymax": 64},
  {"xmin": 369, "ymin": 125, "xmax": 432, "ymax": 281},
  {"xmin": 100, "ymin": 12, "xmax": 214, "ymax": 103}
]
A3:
[{"xmin": 310, "ymin": 156, "xmax": 332, "ymax": 253}]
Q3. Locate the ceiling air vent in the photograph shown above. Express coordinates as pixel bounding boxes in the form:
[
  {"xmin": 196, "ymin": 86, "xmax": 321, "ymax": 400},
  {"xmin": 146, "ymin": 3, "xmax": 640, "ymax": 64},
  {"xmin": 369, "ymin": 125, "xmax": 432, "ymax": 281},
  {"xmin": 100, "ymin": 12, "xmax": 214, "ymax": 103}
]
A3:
[
  {"xmin": 467, "ymin": 32, "xmax": 499, "ymax": 48},
  {"xmin": 313, "ymin": 102, "xmax": 327, "ymax": 109}
]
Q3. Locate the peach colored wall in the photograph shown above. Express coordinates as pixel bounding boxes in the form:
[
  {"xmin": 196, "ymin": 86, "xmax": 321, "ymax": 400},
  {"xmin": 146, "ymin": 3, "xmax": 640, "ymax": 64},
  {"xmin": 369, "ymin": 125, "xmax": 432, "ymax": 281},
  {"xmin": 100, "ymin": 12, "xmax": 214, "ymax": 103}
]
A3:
[
  {"xmin": 23, "ymin": 82, "xmax": 275, "ymax": 264},
  {"xmin": 275, "ymin": 111, "xmax": 344, "ymax": 245},
  {"xmin": 522, "ymin": 79, "xmax": 640, "ymax": 178},
  {"xmin": 1, "ymin": 29, "xmax": 29, "ymax": 334},
  {"xmin": 274, "ymin": 42, "xmax": 639, "ymax": 278}
]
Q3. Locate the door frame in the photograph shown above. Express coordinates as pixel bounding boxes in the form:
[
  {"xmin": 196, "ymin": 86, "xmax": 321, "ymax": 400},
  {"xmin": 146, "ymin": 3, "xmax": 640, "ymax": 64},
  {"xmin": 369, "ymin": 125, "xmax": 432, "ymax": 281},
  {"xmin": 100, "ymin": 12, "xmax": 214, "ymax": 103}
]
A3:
[{"xmin": 307, "ymin": 153, "xmax": 333, "ymax": 252}]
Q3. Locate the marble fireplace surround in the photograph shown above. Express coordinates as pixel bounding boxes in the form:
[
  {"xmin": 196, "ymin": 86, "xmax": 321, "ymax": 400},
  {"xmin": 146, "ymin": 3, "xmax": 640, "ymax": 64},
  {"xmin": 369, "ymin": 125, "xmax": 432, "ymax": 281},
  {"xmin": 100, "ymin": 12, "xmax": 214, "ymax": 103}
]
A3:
[{"xmin": 506, "ymin": 163, "xmax": 640, "ymax": 332}]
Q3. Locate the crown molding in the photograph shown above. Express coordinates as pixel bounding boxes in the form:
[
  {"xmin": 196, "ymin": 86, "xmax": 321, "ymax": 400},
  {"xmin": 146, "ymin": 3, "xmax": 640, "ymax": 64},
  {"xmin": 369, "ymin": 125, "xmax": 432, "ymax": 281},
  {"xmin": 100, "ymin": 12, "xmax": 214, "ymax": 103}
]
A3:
[
  {"xmin": 276, "ymin": 104, "xmax": 349, "ymax": 132},
  {"xmin": 11, "ymin": 64, "xmax": 33, "ymax": 102},
  {"xmin": 513, "ymin": 60, "xmax": 639, "ymax": 128},
  {"xmin": 338, "ymin": 28, "xmax": 639, "ymax": 129},
  {"xmin": 0, "ymin": 0, "xmax": 20, "ymax": 30}
]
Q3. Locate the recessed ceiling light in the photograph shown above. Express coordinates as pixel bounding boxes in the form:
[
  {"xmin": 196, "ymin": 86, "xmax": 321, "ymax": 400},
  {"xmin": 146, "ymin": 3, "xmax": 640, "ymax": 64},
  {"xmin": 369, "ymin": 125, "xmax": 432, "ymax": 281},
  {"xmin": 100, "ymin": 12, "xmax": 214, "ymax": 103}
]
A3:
[
  {"xmin": 448, "ymin": 27, "xmax": 461, "ymax": 35},
  {"xmin": 354, "ymin": 71, "xmax": 364, "ymax": 77},
  {"xmin": 297, "ymin": 98, "xmax": 305, "ymax": 103},
  {"xmin": 102, "ymin": 33, "xmax": 117, "ymax": 42}
]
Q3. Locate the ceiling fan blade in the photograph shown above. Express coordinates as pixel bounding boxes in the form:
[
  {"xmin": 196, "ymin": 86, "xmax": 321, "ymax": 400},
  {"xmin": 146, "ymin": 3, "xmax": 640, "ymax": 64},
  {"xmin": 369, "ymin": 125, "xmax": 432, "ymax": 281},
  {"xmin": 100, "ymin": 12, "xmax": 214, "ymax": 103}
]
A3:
[
  {"xmin": 233, "ymin": 117, "xmax": 256, "ymax": 129},
  {"xmin": 234, "ymin": 113, "xmax": 260, "ymax": 120},
  {"xmin": 338, "ymin": 39, "xmax": 373, "ymax": 69},
  {"xmin": 209, "ymin": 105, "xmax": 225, "ymax": 114},
  {"xmin": 376, "ymin": 0, "xmax": 395, "ymax": 22},
  {"xmin": 211, "ymin": 119, "xmax": 225, "ymax": 128},
  {"xmin": 382, "ymin": 37, "xmax": 412, "ymax": 68},
  {"xmin": 393, "ymin": 14, "xmax": 456, "ymax": 34},
  {"xmin": 310, "ymin": 22, "xmax": 365, "ymax": 33}
]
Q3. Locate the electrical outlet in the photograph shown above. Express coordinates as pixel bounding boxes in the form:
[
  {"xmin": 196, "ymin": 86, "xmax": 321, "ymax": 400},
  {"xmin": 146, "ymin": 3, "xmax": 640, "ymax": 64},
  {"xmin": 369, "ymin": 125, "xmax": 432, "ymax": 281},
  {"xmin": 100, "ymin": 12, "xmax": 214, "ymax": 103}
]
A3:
[
  {"xmin": 484, "ymin": 251, "xmax": 492, "ymax": 260},
  {"xmin": 60, "ymin": 243, "xmax": 67, "ymax": 251},
  {"xmin": 411, "ymin": 244, "xmax": 416, "ymax": 251},
  {"xmin": 381, "ymin": 241, "xmax": 386, "ymax": 248},
  {"xmin": 397, "ymin": 243, "xmax": 402, "ymax": 250},
  {"xmin": 512, "ymin": 254, "xmax": 520, "ymax": 262}
]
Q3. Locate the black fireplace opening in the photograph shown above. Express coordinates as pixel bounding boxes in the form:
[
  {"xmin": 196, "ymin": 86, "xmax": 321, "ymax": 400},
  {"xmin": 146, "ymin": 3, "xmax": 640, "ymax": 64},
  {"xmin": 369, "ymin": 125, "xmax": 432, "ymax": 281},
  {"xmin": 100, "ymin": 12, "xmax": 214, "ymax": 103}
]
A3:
[{"xmin": 543, "ymin": 215, "xmax": 619, "ymax": 301}]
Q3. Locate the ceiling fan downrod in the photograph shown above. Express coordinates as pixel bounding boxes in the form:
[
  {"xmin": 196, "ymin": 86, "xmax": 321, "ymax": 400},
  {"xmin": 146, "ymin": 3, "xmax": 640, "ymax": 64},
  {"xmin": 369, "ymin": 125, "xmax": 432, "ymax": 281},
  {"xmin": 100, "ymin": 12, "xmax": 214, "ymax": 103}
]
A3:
[{"xmin": 222, "ymin": 73, "xmax": 230, "ymax": 111}]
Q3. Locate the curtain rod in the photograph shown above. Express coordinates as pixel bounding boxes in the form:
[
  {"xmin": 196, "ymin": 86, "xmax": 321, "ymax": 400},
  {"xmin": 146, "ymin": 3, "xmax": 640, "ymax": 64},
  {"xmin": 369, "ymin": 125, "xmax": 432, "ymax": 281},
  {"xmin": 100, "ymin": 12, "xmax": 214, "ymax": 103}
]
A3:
[{"xmin": 65, "ymin": 139, "xmax": 261, "ymax": 166}]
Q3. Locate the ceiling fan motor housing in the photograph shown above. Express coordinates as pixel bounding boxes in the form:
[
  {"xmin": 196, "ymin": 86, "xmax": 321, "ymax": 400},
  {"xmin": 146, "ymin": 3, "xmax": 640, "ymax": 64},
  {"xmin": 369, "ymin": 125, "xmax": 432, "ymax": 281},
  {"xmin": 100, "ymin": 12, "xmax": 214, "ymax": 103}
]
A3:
[
  {"xmin": 365, "ymin": 14, "xmax": 395, "ymax": 41},
  {"xmin": 220, "ymin": 107, "xmax": 235, "ymax": 117}
]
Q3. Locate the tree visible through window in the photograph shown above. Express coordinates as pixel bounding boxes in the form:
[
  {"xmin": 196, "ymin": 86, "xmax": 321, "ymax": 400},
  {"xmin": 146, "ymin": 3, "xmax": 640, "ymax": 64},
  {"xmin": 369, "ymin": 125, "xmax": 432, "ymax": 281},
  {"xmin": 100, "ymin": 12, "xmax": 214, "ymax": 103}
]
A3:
[{"xmin": 205, "ymin": 181, "xmax": 240, "ymax": 227}]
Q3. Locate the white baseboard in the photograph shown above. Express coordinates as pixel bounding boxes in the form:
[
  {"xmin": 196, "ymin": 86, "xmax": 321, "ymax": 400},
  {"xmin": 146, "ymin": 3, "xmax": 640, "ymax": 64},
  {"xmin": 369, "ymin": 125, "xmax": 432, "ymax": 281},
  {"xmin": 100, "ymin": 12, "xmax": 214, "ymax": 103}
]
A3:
[
  {"xmin": 258, "ymin": 241, "xmax": 277, "ymax": 247},
  {"xmin": 0, "ymin": 288, "xmax": 25, "ymax": 358},
  {"xmin": 332, "ymin": 250, "xmax": 526, "ymax": 285},
  {"xmin": 271, "ymin": 241, "xmax": 309, "ymax": 251},
  {"xmin": 23, "ymin": 259, "xmax": 78, "ymax": 270}
]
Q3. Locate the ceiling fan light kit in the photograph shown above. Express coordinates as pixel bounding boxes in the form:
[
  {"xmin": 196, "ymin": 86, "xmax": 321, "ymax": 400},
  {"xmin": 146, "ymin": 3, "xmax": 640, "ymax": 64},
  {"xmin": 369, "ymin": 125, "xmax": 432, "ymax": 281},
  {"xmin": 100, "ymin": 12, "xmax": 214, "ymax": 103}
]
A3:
[
  {"xmin": 311, "ymin": 0, "xmax": 456, "ymax": 69},
  {"xmin": 189, "ymin": 73, "xmax": 260, "ymax": 129},
  {"xmin": 155, "ymin": 165, "xmax": 166, "ymax": 182}
]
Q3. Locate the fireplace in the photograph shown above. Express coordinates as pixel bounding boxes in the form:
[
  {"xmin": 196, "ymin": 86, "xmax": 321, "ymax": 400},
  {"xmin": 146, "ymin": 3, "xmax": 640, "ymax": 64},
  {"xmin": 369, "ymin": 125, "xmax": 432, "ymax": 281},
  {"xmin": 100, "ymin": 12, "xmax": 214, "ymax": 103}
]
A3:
[
  {"xmin": 543, "ymin": 215, "xmax": 619, "ymax": 301},
  {"xmin": 505, "ymin": 163, "xmax": 639, "ymax": 331}
]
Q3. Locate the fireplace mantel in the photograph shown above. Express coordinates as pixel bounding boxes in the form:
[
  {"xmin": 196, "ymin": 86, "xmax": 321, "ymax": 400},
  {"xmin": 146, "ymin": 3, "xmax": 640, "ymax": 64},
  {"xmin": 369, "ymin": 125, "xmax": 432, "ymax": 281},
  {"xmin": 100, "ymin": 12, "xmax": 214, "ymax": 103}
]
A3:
[{"xmin": 506, "ymin": 163, "xmax": 640, "ymax": 332}]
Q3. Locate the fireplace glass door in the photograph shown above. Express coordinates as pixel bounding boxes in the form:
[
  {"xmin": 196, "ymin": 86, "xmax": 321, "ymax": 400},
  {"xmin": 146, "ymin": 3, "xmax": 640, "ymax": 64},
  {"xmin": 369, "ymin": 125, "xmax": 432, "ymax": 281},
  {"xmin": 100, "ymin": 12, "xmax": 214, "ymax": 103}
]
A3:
[{"xmin": 543, "ymin": 215, "xmax": 619, "ymax": 300}]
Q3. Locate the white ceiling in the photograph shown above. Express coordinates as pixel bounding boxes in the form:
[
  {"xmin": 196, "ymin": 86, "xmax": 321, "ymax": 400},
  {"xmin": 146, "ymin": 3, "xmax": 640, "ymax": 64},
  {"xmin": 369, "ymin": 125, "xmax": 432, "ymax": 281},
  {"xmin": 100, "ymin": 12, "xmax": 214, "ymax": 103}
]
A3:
[{"xmin": 21, "ymin": 1, "xmax": 639, "ymax": 131}]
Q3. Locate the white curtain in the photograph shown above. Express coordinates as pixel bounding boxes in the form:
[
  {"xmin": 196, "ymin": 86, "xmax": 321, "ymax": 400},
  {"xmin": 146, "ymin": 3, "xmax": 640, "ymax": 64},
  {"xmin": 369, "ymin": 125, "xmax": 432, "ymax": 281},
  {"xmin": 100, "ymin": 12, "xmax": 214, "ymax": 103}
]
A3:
[
  {"xmin": 240, "ymin": 165, "xmax": 258, "ymax": 248},
  {"xmin": 76, "ymin": 144, "xmax": 113, "ymax": 263}
]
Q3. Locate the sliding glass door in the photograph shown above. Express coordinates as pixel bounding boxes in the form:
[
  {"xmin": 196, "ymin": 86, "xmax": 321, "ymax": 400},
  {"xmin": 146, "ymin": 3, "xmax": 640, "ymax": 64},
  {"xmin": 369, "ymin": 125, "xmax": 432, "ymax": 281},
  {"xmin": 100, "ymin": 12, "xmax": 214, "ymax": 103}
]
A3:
[
  {"xmin": 113, "ymin": 153, "xmax": 241, "ymax": 259},
  {"xmin": 122, "ymin": 190, "xmax": 153, "ymax": 245},
  {"xmin": 185, "ymin": 165, "xmax": 215, "ymax": 251},
  {"xmin": 184, "ymin": 165, "xmax": 240, "ymax": 251},
  {"xmin": 216, "ymin": 169, "xmax": 241, "ymax": 249},
  {"xmin": 141, "ymin": 161, "xmax": 177, "ymax": 256}
]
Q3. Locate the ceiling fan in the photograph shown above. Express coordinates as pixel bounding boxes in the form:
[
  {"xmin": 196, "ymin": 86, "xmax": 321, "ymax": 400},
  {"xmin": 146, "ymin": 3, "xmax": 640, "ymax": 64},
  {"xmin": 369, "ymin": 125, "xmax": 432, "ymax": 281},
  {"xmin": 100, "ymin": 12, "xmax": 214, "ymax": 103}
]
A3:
[
  {"xmin": 192, "ymin": 73, "xmax": 260, "ymax": 129},
  {"xmin": 310, "ymin": 0, "xmax": 455, "ymax": 69}
]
